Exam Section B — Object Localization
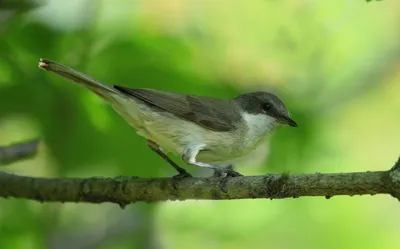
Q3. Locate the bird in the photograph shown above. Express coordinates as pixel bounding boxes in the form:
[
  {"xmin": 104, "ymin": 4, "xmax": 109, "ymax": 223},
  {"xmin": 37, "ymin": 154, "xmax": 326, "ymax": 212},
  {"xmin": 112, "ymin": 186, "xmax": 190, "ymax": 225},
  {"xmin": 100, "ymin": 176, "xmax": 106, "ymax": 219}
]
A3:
[{"xmin": 38, "ymin": 58, "xmax": 297, "ymax": 178}]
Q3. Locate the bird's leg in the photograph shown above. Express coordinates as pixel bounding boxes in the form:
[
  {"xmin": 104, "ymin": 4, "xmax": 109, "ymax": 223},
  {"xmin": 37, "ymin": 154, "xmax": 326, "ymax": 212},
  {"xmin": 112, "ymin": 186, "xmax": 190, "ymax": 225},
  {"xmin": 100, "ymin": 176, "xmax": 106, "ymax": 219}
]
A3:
[
  {"xmin": 218, "ymin": 164, "xmax": 241, "ymax": 193},
  {"xmin": 212, "ymin": 165, "xmax": 234, "ymax": 177},
  {"xmin": 147, "ymin": 140, "xmax": 192, "ymax": 179},
  {"xmin": 182, "ymin": 153, "xmax": 241, "ymax": 176},
  {"xmin": 212, "ymin": 170, "xmax": 224, "ymax": 177},
  {"xmin": 182, "ymin": 147, "xmax": 242, "ymax": 192}
]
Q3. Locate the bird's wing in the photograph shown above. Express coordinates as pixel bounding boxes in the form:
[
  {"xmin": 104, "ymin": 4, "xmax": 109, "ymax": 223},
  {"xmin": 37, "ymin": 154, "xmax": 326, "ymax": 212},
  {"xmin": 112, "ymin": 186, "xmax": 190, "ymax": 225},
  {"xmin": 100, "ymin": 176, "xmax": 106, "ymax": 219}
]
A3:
[{"xmin": 113, "ymin": 86, "xmax": 242, "ymax": 132}]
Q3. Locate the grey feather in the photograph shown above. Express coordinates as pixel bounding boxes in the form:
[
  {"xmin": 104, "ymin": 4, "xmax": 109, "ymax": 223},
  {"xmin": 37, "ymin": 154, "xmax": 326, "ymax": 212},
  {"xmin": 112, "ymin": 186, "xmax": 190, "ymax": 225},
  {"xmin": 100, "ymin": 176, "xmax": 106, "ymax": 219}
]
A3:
[{"xmin": 113, "ymin": 86, "xmax": 243, "ymax": 132}]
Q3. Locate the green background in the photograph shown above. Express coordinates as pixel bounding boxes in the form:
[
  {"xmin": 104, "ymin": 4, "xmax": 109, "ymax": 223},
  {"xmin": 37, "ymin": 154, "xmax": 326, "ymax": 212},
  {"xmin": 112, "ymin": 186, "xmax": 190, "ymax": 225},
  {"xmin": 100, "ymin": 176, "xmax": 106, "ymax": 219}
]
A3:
[{"xmin": 1, "ymin": 0, "xmax": 400, "ymax": 248}]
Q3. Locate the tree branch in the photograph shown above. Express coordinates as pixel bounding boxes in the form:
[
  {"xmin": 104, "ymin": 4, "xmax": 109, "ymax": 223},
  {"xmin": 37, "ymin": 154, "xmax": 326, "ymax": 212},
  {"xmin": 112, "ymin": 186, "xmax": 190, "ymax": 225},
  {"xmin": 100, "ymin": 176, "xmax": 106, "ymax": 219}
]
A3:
[
  {"xmin": 0, "ymin": 138, "xmax": 40, "ymax": 165},
  {"xmin": 0, "ymin": 157, "xmax": 399, "ymax": 206}
]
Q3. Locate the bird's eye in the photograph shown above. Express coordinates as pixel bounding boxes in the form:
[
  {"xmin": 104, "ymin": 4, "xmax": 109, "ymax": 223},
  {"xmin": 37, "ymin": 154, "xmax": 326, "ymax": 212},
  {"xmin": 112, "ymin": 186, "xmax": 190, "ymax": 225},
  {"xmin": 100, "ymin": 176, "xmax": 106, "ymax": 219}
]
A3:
[{"xmin": 262, "ymin": 103, "xmax": 272, "ymax": 112}]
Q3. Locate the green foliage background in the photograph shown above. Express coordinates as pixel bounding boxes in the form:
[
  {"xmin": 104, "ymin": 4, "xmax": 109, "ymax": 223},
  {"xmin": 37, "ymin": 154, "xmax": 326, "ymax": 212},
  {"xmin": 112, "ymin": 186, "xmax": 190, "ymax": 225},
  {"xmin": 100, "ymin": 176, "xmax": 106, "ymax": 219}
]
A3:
[{"xmin": 1, "ymin": 0, "xmax": 400, "ymax": 248}]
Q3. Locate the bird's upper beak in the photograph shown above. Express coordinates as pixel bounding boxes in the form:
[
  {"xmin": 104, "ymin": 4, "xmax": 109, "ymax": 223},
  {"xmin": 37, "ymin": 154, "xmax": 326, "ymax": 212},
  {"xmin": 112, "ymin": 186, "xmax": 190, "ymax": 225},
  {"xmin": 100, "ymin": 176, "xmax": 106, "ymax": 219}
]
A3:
[{"xmin": 276, "ymin": 116, "xmax": 298, "ymax": 127}]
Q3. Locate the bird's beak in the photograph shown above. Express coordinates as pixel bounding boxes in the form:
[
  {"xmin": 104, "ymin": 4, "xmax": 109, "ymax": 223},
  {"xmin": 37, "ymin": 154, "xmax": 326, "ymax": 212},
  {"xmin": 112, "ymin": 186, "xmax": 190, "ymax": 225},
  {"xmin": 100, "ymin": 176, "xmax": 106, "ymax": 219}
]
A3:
[{"xmin": 276, "ymin": 116, "xmax": 298, "ymax": 127}]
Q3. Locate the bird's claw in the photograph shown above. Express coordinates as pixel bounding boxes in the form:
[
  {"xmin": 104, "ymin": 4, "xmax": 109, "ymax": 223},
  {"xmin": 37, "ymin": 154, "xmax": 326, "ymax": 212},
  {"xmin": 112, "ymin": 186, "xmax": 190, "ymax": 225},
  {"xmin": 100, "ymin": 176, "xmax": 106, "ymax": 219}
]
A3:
[
  {"xmin": 212, "ymin": 165, "xmax": 235, "ymax": 177},
  {"xmin": 171, "ymin": 171, "xmax": 192, "ymax": 189},
  {"xmin": 226, "ymin": 170, "xmax": 243, "ymax": 177},
  {"xmin": 219, "ymin": 169, "xmax": 243, "ymax": 193}
]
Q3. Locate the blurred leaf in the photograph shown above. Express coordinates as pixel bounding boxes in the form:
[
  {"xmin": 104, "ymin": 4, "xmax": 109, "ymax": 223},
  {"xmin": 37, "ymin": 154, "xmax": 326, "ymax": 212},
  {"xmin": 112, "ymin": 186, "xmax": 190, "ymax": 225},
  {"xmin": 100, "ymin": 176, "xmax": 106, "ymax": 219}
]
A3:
[{"xmin": 0, "ymin": 0, "xmax": 45, "ymax": 13}]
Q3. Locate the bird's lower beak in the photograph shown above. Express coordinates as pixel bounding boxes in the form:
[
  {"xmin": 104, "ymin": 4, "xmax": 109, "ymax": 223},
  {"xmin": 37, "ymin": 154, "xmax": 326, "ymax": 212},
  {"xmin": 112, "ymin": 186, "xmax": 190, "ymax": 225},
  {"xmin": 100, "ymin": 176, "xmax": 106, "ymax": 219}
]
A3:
[{"xmin": 277, "ymin": 116, "xmax": 298, "ymax": 127}]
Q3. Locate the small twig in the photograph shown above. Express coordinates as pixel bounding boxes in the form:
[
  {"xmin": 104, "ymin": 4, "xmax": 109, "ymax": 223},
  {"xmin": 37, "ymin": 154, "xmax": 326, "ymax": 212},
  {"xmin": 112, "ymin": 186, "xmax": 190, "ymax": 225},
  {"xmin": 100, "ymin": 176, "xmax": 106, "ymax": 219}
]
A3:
[
  {"xmin": 0, "ymin": 138, "xmax": 40, "ymax": 165},
  {"xmin": 391, "ymin": 157, "xmax": 400, "ymax": 171}
]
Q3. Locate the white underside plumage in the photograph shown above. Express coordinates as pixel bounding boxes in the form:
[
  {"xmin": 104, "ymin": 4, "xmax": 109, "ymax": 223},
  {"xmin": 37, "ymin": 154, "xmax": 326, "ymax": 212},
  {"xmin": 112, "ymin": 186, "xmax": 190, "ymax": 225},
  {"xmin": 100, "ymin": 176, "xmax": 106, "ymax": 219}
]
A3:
[{"xmin": 108, "ymin": 93, "xmax": 279, "ymax": 166}]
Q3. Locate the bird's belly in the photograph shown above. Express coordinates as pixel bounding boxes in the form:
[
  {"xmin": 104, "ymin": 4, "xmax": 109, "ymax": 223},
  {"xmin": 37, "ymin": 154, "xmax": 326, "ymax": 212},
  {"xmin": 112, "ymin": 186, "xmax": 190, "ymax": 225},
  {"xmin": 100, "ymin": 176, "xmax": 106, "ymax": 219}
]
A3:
[
  {"xmin": 109, "ymin": 96, "xmax": 257, "ymax": 163},
  {"xmin": 141, "ymin": 115, "xmax": 246, "ymax": 162},
  {"xmin": 142, "ymin": 116, "xmax": 240, "ymax": 162},
  {"xmin": 144, "ymin": 124, "xmax": 253, "ymax": 164},
  {"xmin": 195, "ymin": 135, "xmax": 262, "ymax": 163}
]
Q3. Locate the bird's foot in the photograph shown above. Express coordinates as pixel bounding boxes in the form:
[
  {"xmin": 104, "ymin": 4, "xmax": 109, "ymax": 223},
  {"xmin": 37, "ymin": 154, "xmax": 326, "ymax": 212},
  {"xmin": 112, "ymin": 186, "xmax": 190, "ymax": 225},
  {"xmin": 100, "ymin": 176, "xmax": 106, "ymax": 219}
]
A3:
[
  {"xmin": 212, "ymin": 165, "xmax": 234, "ymax": 177},
  {"xmin": 219, "ymin": 169, "xmax": 243, "ymax": 193},
  {"xmin": 226, "ymin": 169, "xmax": 243, "ymax": 177},
  {"xmin": 171, "ymin": 170, "xmax": 192, "ymax": 189}
]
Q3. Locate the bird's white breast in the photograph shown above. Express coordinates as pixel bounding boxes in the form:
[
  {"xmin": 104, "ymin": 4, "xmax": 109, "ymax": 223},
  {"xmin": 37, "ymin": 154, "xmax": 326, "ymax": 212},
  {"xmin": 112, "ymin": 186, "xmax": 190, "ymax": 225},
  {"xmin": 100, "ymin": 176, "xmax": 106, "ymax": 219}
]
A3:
[
  {"xmin": 240, "ymin": 112, "xmax": 277, "ymax": 153},
  {"xmin": 108, "ymin": 94, "xmax": 277, "ymax": 164}
]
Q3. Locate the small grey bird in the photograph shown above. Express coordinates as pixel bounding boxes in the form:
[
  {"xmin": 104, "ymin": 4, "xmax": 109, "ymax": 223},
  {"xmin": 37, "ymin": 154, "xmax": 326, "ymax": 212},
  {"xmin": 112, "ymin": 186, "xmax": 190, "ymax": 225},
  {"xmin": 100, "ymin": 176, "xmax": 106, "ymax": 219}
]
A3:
[{"xmin": 38, "ymin": 59, "xmax": 297, "ymax": 178}]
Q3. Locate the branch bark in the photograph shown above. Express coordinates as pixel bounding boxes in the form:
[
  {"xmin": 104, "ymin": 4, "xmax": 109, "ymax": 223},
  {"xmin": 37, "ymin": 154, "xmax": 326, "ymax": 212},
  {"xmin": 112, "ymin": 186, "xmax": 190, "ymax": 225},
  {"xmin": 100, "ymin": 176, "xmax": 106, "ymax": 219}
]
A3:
[{"xmin": 0, "ymin": 157, "xmax": 399, "ymax": 207}]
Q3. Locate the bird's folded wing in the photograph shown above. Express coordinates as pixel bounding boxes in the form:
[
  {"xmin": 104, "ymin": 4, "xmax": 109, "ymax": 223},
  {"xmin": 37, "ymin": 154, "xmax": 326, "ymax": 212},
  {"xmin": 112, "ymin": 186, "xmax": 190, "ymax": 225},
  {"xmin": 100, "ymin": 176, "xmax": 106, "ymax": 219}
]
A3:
[{"xmin": 113, "ymin": 86, "xmax": 241, "ymax": 132}]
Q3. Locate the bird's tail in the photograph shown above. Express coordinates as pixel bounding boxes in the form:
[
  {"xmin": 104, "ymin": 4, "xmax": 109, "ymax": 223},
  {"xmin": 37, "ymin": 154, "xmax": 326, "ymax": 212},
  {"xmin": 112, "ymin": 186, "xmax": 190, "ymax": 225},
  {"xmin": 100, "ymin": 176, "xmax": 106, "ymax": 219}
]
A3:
[{"xmin": 38, "ymin": 58, "xmax": 119, "ymax": 101}]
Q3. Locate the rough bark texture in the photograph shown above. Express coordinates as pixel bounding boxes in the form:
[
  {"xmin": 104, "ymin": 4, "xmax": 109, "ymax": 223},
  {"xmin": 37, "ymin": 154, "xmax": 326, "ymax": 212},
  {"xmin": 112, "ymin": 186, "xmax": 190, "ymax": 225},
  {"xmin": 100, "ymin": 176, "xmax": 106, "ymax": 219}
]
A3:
[{"xmin": 0, "ymin": 157, "xmax": 399, "ymax": 207}]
